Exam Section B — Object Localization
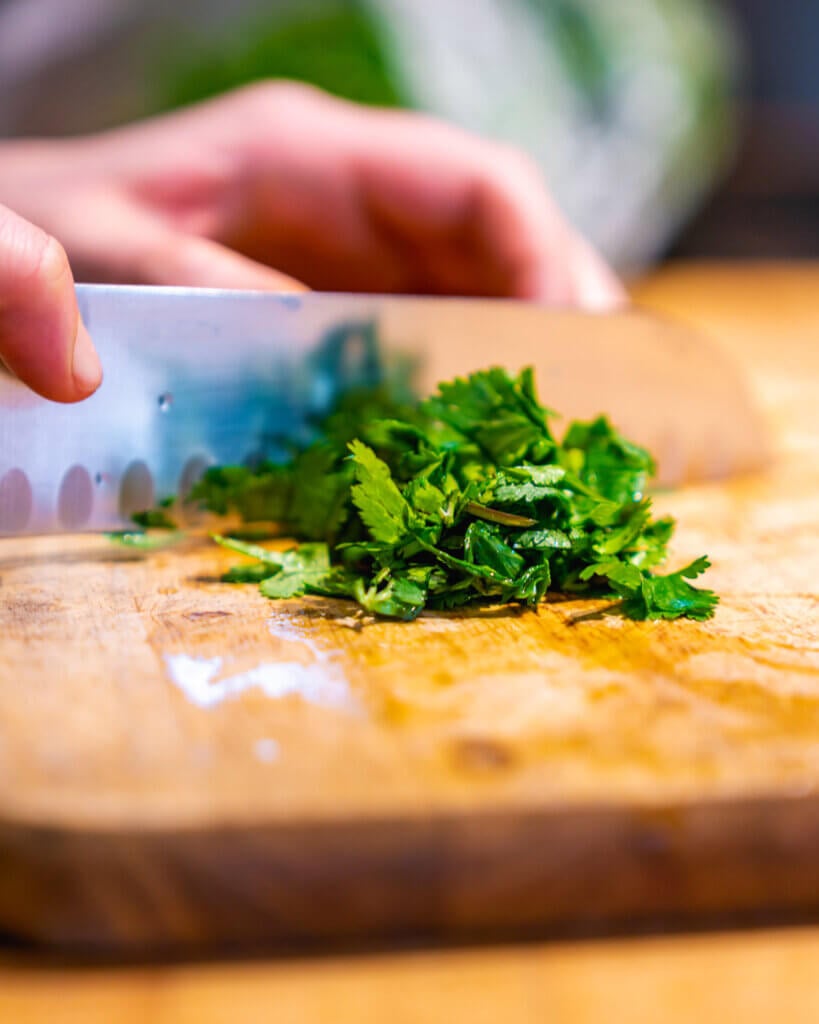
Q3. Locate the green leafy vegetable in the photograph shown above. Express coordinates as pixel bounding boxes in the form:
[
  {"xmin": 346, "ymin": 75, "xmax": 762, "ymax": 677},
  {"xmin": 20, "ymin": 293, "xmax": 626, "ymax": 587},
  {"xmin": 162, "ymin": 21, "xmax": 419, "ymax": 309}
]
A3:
[
  {"xmin": 348, "ymin": 440, "xmax": 415, "ymax": 545},
  {"xmin": 186, "ymin": 367, "xmax": 718, "ymax": 622},
  {"xmin": 105, "ymin": 530, "xmax": 184, "ymax": 551},
  {"xmin": 130, "ymin": 510, "xmax": 177, "ymax": 531}
]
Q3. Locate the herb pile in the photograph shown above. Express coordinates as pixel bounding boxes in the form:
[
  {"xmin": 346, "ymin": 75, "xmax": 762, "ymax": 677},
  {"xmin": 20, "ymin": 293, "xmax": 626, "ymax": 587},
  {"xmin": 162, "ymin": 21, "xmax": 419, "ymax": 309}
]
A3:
[{"xmin": 181, "ymin": 367, "xmax": 717, "ymax": 622}]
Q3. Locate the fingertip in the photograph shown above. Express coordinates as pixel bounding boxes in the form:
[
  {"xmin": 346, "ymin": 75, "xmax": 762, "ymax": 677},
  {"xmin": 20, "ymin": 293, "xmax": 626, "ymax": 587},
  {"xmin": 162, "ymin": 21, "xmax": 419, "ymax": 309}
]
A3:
[
  {"xmin": 0, "ymin": 207, "xmax": 95, "ymax": 402},
  {"xmin": 71, "ymin": 320, "xmax": 103, "ymax": 397},
  {"xmin": 579, "ymin": 268, "xmax": 628, "ymax": 312},
  {"xmin": 571, "ymin": 241, "xmax": 629, "ymax": 313}
]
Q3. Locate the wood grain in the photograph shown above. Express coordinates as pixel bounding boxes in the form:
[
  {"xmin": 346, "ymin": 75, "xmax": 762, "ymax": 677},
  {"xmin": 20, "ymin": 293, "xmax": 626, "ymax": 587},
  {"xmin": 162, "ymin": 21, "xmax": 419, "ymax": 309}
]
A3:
[
  {"xmin": 4, "ymin": 925, "xmax": 819, "ymax": 1024},
  {"xmin": 0, "ymin": 264, "xmax": 817, "ymax": 950}
]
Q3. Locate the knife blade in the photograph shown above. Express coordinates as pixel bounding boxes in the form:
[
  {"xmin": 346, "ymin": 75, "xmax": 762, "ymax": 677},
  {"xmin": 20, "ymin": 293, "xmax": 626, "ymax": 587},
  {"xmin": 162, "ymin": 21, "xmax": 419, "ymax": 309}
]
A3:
[{"xmin": 0, "ymin": 285, "xmax": 767, "ymax": 536}]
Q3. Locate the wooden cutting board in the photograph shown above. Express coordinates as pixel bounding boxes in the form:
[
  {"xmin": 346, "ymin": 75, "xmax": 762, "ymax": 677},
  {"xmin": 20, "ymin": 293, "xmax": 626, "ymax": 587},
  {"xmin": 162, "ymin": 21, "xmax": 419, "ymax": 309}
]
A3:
[{"xmin": 0, "ymin": 266, "xmax": 817, "ymax": 952}]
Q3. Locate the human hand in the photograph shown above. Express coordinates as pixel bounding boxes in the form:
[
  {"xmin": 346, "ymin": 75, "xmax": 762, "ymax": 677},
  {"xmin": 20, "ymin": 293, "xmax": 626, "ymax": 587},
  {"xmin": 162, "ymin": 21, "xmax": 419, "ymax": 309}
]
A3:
[
  {"xmin": 0, "ymin": 203, "xmax": 101, "ymax": 402},
  {"xmin": 0, "ymin": 82, "xmax": 624, "ymax": 306}
]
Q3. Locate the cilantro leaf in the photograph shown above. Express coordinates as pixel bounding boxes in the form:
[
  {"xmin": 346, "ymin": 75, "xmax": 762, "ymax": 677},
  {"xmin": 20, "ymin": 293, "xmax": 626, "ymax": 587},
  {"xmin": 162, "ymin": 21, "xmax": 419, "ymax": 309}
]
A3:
[
  {"xmin": 561, "ymin": 416, "xmax": 654, "ymax": 504},
  {"xmin": 191, "ymin": 463, "xmax": 291, "ymax": 522},
  {"xmin": 424, "ymin": 368, "xmax": 555, "ymax": 465},
  {"xmin": 624, "ymin": 557, "xmax": 719, "ymax": 621},
  {"xmin": 508, "ymin": 560, "xmax": 552, "ymax": 605},
  {"xmin": 214, "ymin": 535, "xmax": 339, "ymax": 598},
  {"xmin": 286, "ymin": 442, "xmax": 353, "ymax": 541},
  {"xmin": 255, "ymin": 543, "xmax": 333, "ymax": 598},
  {"xmin": 513, "ymin": 528, "xmax": 572, "ymax": 550},
  {"xmin": 348, "ymin": 439, "xmax": 414, "ymax": 545},
  {"xmin": 131, "ymin": 508, "xmax": 178, "ymax": 530},
  {"xmin": 222, "ymin": 563, "xmax": 280, "ymax": 584},
  {"xmin": 464, "ymin": 521, "xmax": 525, "ymax": 580},
  {"xmin": 354, "ymin": 572, "xmax": 427, "ymax": 620}
]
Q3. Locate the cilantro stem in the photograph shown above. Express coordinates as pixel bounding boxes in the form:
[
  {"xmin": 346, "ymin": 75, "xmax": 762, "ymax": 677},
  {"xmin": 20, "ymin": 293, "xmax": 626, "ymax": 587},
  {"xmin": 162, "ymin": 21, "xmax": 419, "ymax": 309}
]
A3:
[{"xmin": 464, "ymin": 501, "xmax": 536, "ymax": 528}]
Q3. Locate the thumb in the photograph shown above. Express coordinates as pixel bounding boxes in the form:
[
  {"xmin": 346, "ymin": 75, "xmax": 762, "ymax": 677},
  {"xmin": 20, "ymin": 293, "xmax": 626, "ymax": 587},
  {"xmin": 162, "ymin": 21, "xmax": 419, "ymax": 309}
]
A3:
[{"xmin": 0, "ymin": 204, "xmax": 102, "ymax": 403}]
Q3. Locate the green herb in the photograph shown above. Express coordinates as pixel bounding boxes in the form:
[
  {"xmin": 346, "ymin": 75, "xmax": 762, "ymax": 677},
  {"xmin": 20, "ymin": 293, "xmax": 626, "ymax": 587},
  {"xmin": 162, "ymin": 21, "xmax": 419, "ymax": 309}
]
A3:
[
  {"xmin": 130, "ymin": 507, "xmax": 178, "ymax": 531},
  {"xmin": 105, "ymin": 530, "xmax": 185, "ymax": 550},
  {"xmin": 187, "ymin": 367, "xmax": 717, "ymax": 622}
]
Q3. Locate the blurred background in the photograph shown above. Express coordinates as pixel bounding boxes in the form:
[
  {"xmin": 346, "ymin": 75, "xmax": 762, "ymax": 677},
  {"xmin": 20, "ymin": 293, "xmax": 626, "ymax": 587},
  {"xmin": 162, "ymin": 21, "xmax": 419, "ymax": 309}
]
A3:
[{"xmin": 0, "ymin": 0, "xmax": 816, "ymax": 272}]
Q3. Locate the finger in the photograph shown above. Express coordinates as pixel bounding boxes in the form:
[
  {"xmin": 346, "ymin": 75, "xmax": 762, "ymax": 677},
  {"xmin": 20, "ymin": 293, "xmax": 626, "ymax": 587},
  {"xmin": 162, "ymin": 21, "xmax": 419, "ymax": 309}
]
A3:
[
  {"xmin": 332, "ymin": 103, "xmax": 626, "ymax": 306},
  {"xmin": 133, "ymin": 231, "xmax": 308, "ymax": 292},
  {"xmin": 565, "ymin": 233, "xmax": 628, "ymax": 312},
  {"xmin": 0, "ymin": 204, "xmax": 101, "ymax": 402},
  {"xmin": 64, "ymin": 194, "xmax": 307, "ymax": 292}
]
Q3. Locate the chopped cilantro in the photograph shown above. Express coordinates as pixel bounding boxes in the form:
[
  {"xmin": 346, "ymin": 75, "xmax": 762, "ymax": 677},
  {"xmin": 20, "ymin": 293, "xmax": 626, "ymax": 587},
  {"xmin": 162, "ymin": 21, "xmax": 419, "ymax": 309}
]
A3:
[{"xmin": 186, "ymin": 368, "xmax": 718, "ymax": 622}]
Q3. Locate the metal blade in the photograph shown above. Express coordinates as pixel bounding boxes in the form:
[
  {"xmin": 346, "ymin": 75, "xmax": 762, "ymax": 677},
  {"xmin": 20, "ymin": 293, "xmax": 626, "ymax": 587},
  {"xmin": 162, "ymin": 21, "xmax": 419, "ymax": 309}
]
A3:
[{"xmin": 0, "ymin": 285, "xmax": 767, "ymax": 536}]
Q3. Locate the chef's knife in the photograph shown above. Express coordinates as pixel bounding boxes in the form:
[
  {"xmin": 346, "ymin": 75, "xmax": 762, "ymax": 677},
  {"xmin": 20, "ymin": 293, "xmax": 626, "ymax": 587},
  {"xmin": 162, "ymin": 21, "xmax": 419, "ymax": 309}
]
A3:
[{"xmin": 0, "ymin": 285, "xmax": 767, "ymax": 536}]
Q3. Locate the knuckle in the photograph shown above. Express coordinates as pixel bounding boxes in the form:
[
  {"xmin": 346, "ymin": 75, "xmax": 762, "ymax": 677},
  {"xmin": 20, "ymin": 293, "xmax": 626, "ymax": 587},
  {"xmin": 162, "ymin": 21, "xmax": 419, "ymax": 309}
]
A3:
[
  {"xmin": 240, "ymin": 78, "xmax": 324, "ymax": 112},
  {"xmin": 35, "ymin": 234, "xmax": 72, "ymax": 290},
  {"xmin": 496, "ymin": 144, "xmax": 542, "ymax": 182}
]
